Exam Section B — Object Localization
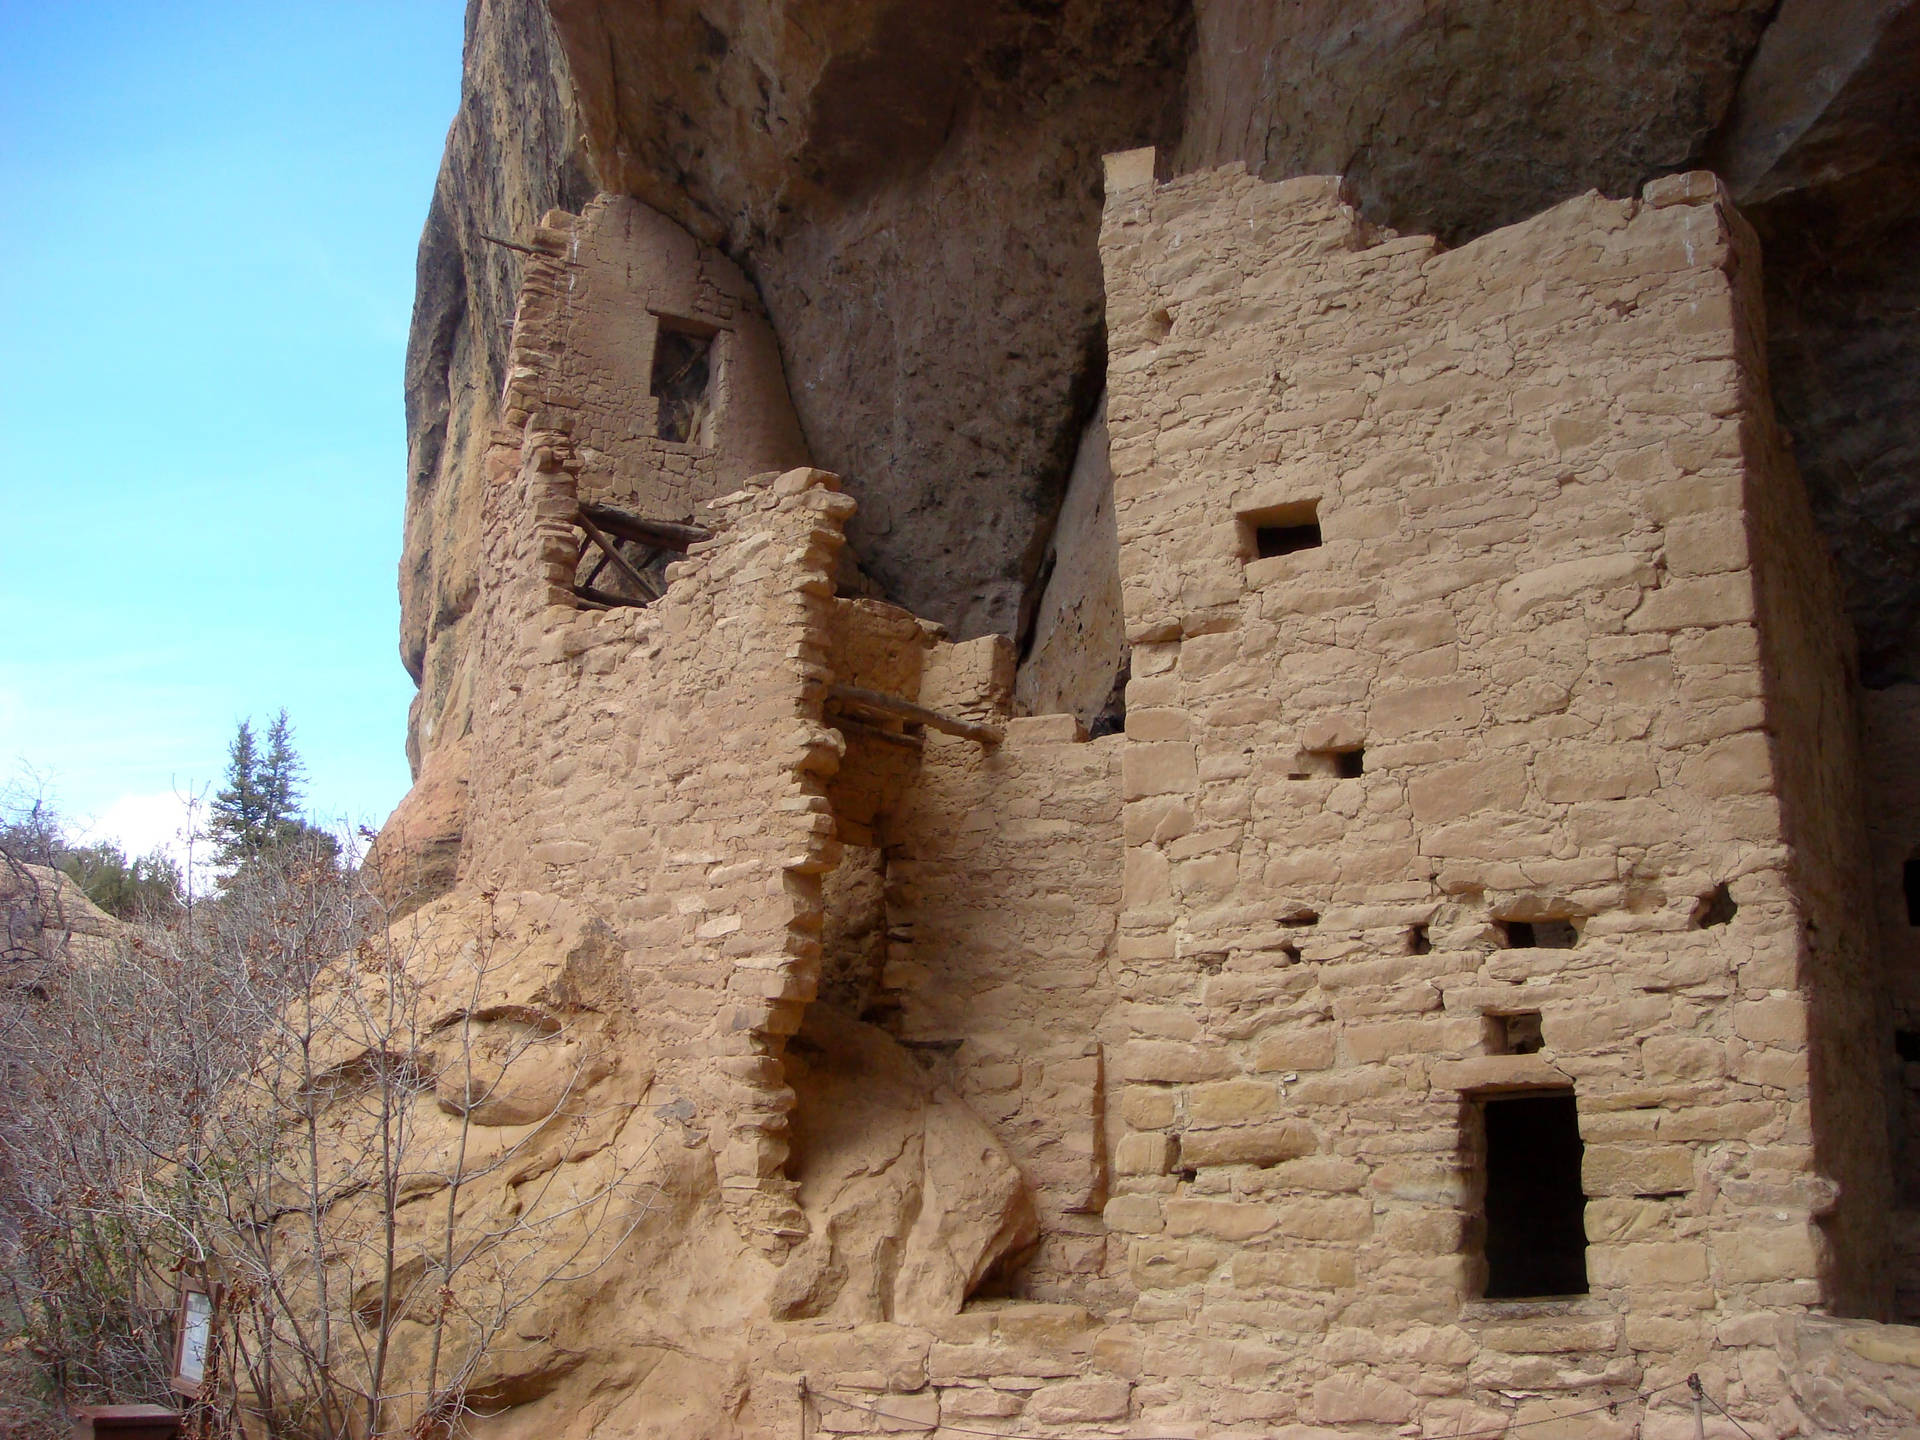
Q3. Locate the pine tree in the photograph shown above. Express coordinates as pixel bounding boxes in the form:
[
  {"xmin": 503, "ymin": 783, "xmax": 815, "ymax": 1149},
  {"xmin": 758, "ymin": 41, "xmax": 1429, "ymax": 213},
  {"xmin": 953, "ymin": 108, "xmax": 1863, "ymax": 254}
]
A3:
[
  {"xmin": 258, "ymin": 709, "xmax": 306, "ymax": 850},
  {"xmin": 208, "ymin": 711, "xmax": 325, "ymax": 871}
]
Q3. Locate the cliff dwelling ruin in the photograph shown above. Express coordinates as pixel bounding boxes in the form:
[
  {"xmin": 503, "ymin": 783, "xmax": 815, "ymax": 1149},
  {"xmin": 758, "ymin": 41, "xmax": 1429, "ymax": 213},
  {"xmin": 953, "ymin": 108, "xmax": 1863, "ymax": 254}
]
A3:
[
  {"xmin": 335, "ymin": 121, "xmax": 1920, "ymax": 1431},
  {"xmin": 300, "ymin": 0, "xmax": 1920, "ymax": 1434}
]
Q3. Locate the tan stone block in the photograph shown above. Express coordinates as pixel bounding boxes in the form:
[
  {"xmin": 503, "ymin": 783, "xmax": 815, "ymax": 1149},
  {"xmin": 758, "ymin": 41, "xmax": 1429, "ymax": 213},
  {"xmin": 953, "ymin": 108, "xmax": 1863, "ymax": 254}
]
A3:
[
  {"xmin": 1180, "ymin": 1121, "xmax": 1317, "ymax": 1167},
  {"xmin": 1121, "ymin": 1086, "xmax": 1178, "ymax": 1129},
  {"xmin": 816, "ymin": 1389, "xmax": 938, "ymax": 1432},
  {"xmin": 1005, "ymin": 713, "xmax": 1082, "ymax": 742},
  {"xmin": 1511, "ymin": 1396, "xmax": 1633, "ymax": 1440},
  {"xmin": 1272, "ymin": 1197, "xmax": 1372, "ymax": 1241},
  {"xmin": 1585, "ymin": 1198, "xmax": 1667, "ymax": 1243},
  {"xmin": 1231, "ymin": 1248, "xmax": 1356, "ymax": 1292},
  {"xmin": 1123, "ymin": 796, "xmax": 1194, "ymax": 845},
  {"xmin": 1533, "ymin": 746, "xmax": 1658, "ymax": 802},
  {"xmin": 1345, "ymin": 1017, "xmax": 1475, "ymax": 1063},
  {"xmin": 1026, "ymin": 1379, "xmax": 1130, "ymax": 1423},
  {"xmin": 1126, "ymin": 707, "xmax": 1191, "ymax": 741},
  {"xmin": 1663, "ymin": 510, "xmax": 1749, "ymax": 576},
  {"xmin": 1118, "ymin": 1041, "xmax": 1235, "ymax": 1084},
  {"xmin": 1431, "ymin": 1055, "xmax": 1573, "ymax": 1092},
  {"xmin": 1480, "ymin": 1320, "xmax": 1622, "ymax": 1360},
  {"xmin": 1493, "ymin": 552, "xmax": 1648, "ymax": 618},
  {"xmin": 1711, "ymin": 1224, "xmax": 1820, "ymax": 1284},
  {"xmin": 1677, "ymin": 730, "xmax": 1774, "ymax": 797},
  {"xmin": 1587, "ymin": 1241, "xmax": 1708, "ymax": 1286},
  {"xmin": 1267, "ymin": 1155, "xmax": 1368, "ymax": 1191},
  {"xmin": 1408, "ymin": 758, "xmax": 1530, "ymax": 823},
  {"xmin": 1121, "ymin": 742, "xmax": 1198, "ymax": 799},
  {"xmin": 1115, "ymin": 1131, "xmax": 1177, "ymax": 1175},
  {"xmin": 1123, "ymin": 848, "xmax": 1171, "ymax": 906},
  {"xmin": 1583, "ymin": 1144, "xmax": 1694, "ymax": 1196},
  {"xmin": 1163, "ymin": 1198, "xmax": 1275, "ymax": 1241},
  {"xmin": 939, "ymin": 1387, "xmax": 1024, "ymax": 1419},
  {"xmin": 1130, "ymin": 1237, "xmax": 1224, "ymax": 1288},
  {"xmin": 1624, "ymin": 1315, "xmax": 1701, "ymax": 1352},
  {"xmin": 1103, "ymin": 1195, "xmax": 1165, "ymax": 1234},
  {"xmin": 1640, "ymin": 1036, "xmax": 1726, "ymax": 1081},
  {"xmin": 1188, "ymin": 1079, "xmax": 1280, "ymax": 1125},
  {"xmin": 1841, "ymin": 1327, "xmax": 1920, "ymax": 1367},
  {"xmin": 1370, "ymin": 679, "xmax": 1483, "ymax": 738},
  {"xmin": 1627, "ymin": 573, "xmax": 1755, "ymax": 631},
  {"xmin": 1312, "ymin": 1373, "xmax": 1416, "ymax": 1424},
  {"xmin": 1251, "ymin": 1025, "xmax": 1338, "ymax": 1072},
  {"xmin": 1733, "ymin": 995, "xmax": 1807, "ymax": 1047}
]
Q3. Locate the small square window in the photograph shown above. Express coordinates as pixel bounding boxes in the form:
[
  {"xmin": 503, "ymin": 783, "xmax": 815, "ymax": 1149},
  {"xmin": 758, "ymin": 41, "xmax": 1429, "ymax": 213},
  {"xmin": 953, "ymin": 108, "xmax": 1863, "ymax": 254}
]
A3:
[
  {"xmin": 1238, "ymin": 500, "xmax": 1322, "ymax": 561},
  {"xmin": 1486, "ymin": 1011, "xmax": 1544, "ymax": 1055}
]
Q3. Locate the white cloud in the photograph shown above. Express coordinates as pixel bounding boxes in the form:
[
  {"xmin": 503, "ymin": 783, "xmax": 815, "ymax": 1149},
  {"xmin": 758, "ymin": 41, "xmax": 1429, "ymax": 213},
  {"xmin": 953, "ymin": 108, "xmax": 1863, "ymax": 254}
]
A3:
[{"xmin": 77, "ymin": 790, "xmax": 205, "ymax": 874}]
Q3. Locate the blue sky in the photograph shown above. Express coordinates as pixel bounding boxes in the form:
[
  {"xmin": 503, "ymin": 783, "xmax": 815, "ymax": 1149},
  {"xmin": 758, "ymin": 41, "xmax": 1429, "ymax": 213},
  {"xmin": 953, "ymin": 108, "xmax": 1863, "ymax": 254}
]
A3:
[{"xmin": 0, "ymin": 0, "xmax": 465, "ymax": 858}]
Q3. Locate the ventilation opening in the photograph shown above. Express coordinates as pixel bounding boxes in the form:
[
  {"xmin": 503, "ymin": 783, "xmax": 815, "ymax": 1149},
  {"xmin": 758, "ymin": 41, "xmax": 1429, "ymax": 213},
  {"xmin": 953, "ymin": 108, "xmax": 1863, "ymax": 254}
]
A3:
[
  {"xmin": 1897, "ymin": 1030, "xmax": 1920, "ymax": 1064},
  {"xmin": 1480, "ymin": 1091, "xmax": 1587, "ymax": 1299},
  {"xmin": 650, "ymin": 318, "xmax": 716, "ymax": 444},
  {"xmin": 1693, "ymin": 883, "xmax": 1738, "ymax": 928},
  {"xmin": 1487, "ymin": 1011, "xmax": 1544, "ymax": 1056},
  {"xmin": 1238, "ymin": 500, "xmax": 1322, "ymax": 561},
  {"xmin": 1088, "ymin": 657, "xmax": 1130, "ymax": 740},
  {"xmin": 1906, "ymin": 859, "xmax": 1920, "ymax": 926},
  {"xmin": 1500, "ymin": 918, "xmax": 1578, "ymax": 949},
  {"xmin": 1288, "ymin": 747, "xmax": 1362, "ymax": 779},
  {"xmin": 1408, "ymin": 923, "xmax": 1431, "ymax": 955}
]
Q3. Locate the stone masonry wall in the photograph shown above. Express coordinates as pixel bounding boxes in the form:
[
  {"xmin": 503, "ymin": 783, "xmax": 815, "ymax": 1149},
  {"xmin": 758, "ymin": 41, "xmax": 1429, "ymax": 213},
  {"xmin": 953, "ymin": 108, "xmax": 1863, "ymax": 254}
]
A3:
[
  {"xmin": 888, "ymin": 703, "xmax": 1126, "ymax": 1306},
  {"xmin": 461, "ymin": 413, "xmax": 857, "ymax": 1242},
  {"xmin": 500, "ymin": 194, "xmax": 809, "ymax": 523},
  {"xmin": 1083, "ymin": 153, "xmax": 1883, "ymax": 1432}
]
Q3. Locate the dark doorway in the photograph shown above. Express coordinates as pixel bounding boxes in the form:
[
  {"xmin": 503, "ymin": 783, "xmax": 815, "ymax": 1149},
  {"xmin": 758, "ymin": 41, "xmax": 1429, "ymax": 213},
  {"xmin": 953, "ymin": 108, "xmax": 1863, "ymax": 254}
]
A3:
[{"xmin": 1481, "ymin": 1091, "xmax": 1588, "ymax": 1298}]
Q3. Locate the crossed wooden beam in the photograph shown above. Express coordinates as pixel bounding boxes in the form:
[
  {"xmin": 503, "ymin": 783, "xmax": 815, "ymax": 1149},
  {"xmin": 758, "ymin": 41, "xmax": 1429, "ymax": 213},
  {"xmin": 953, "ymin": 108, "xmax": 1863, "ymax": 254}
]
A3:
[{"xmin": 570, "ymin": 501, "xmax": 711, "ymax": 609}]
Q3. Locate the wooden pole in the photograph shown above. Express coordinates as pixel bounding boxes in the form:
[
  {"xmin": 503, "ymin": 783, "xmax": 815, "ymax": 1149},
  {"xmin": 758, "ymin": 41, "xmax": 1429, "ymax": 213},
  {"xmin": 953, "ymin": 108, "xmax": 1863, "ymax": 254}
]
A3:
[
  {"xmin": 830, "ymin": 715, "xmax": 925, "ymax": 751},
  {"xmin": 575, "ymin": 512, "xmax": 661, "ymax": 601},
  {"xmin": 578, "ymin": 501, "xmax": 711, "ymax": 552},
  {"xmin": 826, "ymin": 683, "xmax": 1003, "ymax": 746}
]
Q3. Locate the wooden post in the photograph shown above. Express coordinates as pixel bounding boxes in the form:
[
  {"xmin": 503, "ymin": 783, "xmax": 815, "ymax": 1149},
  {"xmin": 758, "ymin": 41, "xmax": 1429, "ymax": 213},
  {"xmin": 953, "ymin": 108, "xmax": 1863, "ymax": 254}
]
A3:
[
  {"xmin": 575, "ymin": 512, "xmax": 661, "ymax": 601},
  {"xmin": 826, "ymin": 683, "xmax": 1003, "ymax": 746}
]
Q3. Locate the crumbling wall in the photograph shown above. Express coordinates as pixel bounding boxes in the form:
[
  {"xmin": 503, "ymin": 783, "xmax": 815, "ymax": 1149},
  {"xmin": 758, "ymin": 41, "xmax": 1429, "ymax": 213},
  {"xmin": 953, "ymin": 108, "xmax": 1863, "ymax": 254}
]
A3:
[{"xmin": 1088, "ymin": 153, "xmax": 1884, "ymax": 1430}]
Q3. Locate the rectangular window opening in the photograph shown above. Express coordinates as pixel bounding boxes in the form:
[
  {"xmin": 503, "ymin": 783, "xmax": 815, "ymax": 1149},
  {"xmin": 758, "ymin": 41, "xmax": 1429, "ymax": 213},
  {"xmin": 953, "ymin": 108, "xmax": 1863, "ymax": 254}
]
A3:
[
  {"xmin": 650, "ymin": 318, "xmax": 716, "ymax": 445},
  {"xmin": 1238, "ymin": 499, "xmax": 1322, "ymax": 561},
  {"xmin": 1287, "ymin": 746, "xmax": 1362, "ymax": 779},
  {"xmin": 1500, "ymin": 918, "xmax": 1578, "ymax": 949},
  {"xmin": 1905, "ymin": 858, "xmax": 1920, "ymax": 926},
  {"xmin": 1480, "ymin": 1091, "xmax": 1588, "ymax": 1299}
]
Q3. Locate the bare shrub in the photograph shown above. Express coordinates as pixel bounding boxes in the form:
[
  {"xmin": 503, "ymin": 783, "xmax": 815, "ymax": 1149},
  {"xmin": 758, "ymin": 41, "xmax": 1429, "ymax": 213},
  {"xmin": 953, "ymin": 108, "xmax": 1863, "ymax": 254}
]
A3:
[{"xmin": 0, "ymin": 826, "xmax": 652, "ymax": 1437}]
